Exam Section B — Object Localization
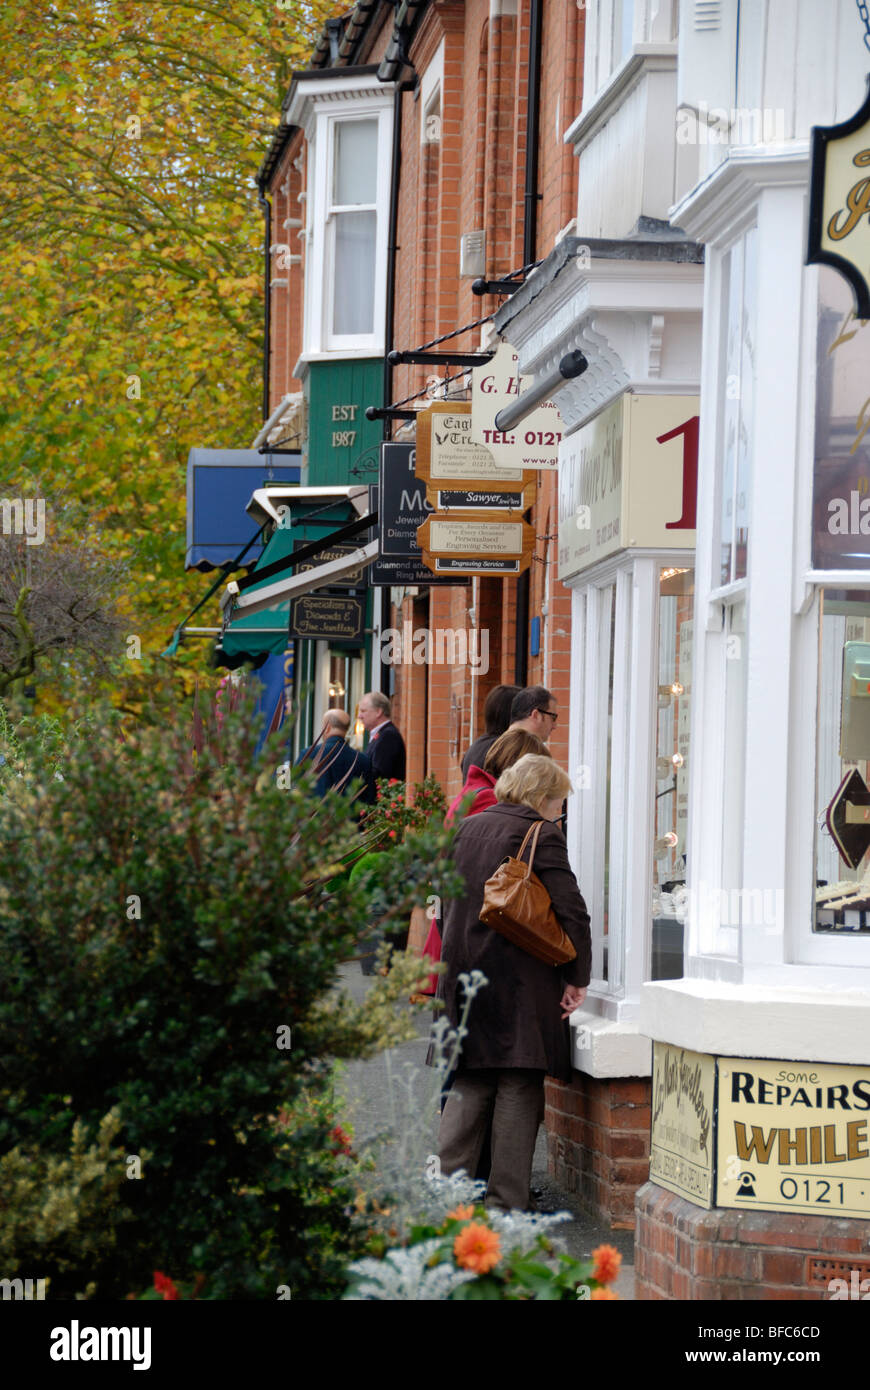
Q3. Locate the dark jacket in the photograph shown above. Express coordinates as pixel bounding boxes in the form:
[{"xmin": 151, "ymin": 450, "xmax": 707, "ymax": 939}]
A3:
[
  {"xmin": 461, "ymin": 732, "xmax": 498, "ymax": 782},
  {"xmin": 368, "ymin": 720, "xmax": 406, "ymax": 782},
  {"xmin": 298, "ymin": 735, "xmax": 376, "ymax": 805},
  {"xmin": 436, "ymin": 802, "xmax": 591, "ymax": 1080}
]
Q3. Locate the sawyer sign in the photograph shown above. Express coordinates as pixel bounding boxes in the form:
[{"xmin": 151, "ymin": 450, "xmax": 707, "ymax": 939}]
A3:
[{"xmin": 371, "ymin": 442, "xmax": 466, "ymax": 586}]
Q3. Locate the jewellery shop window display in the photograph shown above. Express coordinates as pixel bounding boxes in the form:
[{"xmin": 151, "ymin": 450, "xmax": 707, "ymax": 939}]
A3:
[
  {"xmin": 812, "ymin": 269, "xmax": 870, "ymax": 935},
  {"xmin": 650, "ymin": 566, "xmax": 694, "ymax": 979},
  {"xmin": 815, "ymin": 589, "xmax": 870, "ymax": 933}
]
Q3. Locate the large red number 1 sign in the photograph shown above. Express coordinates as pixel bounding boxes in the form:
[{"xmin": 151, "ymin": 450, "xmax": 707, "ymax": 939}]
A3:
[{"xmin": 658, "ymin": 415, "xmax": 700, "ymax": 531}]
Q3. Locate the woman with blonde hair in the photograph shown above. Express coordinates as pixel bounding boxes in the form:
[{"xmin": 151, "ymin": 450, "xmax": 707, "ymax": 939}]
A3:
[{"xmin": 434, "ymin": 753, "xmax": 591, "ymax": 1211}]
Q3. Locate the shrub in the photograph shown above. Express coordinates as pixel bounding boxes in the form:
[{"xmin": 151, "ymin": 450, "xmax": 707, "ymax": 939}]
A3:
[{"xmin": 0, "ymin": 682, "xmax": 459, "ymax": 1298}]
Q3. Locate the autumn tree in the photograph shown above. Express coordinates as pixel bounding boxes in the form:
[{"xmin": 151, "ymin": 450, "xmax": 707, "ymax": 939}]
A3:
[
  {"xmin": 0, "ymin": 488, "xmax": 126, "ymax": 700},
  {"xmin": 0, "ymin": 1, "xmax": 339, "ymax": 704}
]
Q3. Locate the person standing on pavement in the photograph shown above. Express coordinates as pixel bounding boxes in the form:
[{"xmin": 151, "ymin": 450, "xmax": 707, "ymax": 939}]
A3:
[
  {"xmin": 461, "ymin": 684, "xmax": 521, "ymax": 782},
  {"xmin": 358, "ymin": 691, "xmax": 406, "ymax": 782},
  {"xmin": 298, "ymin": 709, "xmax": 376, "ymax": 806},
  {"xmin": 508, "ymin": 686, "xmax": 559, "ymax": 743},
  {"xmin": 435, "ymin": 754, "xmax": 591, "ymax": 1212}
]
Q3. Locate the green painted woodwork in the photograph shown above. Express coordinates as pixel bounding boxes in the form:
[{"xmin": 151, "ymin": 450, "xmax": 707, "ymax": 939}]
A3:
[{"xmin": 305, "ymin": 358, "xmax": 382, "ymax": 486}]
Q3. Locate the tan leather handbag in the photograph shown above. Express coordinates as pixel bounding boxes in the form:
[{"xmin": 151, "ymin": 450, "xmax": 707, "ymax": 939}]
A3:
[{"xmin": 479, "ymin": 819, "xmax": 577, "ymax": 966}]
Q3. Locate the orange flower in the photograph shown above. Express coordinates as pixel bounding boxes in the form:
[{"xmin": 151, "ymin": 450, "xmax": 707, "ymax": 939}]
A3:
[
  {"xmin": 591, "ymin": 1244, "xmax": 622, "ymax": 1284},
  {"xmin": 591, "ymin": 1286, "xmax": 619, "ymax": 1300},
  {"xmin": 446, "ymin": 1204, "xmax": 476, "ymax": 1222},
  {"xmin": 453, "ymin": 1222, "xmax": 501, "ymax": 1274}
]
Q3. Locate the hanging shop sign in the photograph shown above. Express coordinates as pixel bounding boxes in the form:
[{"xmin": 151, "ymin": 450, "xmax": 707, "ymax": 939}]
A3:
[
  {"xmin": 649, "ymin": 1043, "xmax": 716, "ymax": 1208},
  {"xmin": 717, "ymin": 1057, "xmax": 870, "ymax": 1219},
  {"xmin": 293, "ymin": 541, "xmax": 368, "ymax": 594},
  {"xmin": 416, "ymin": 512, "xmax": 535, "ymax": 576},
  {"xmin": 431, "ymin": 484, "xmax": 535, "ymax": 511},
  {"xmin": 470, "ymin": 340, "xmax": 563, "ymax": 469},
  {"xmin": 416, "ymin": 403, "xmax": 525, "ymax": 487},
  {"xmin": 288, "ymin": 593, "xmax": 365, "ymax": 644},
  {"xmin": 807, "ymin": 77, "xmax": 870, "ymax": 319},
  {"xmin": 372, "ymin": 443, "xmax": 465, "ymax": 587},
  {"xmin": 558, "ymin": 393, "xmax": 699, "ymax": 580}
]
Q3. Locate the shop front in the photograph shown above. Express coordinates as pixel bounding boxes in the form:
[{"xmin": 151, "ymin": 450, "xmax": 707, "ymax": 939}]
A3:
[
  {"xmin": 491, "ymin": 236, "xmax": 704, "ymax": 1224},
  {"xmin": 632, "ymin": 11, "xmax": 870, "ymax": 1299}
]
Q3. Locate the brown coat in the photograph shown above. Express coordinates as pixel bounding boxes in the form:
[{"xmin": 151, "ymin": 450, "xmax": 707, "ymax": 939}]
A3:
[{"xmin": 437, "ymin": 802, "xmax": 591, "ymax": 1081}]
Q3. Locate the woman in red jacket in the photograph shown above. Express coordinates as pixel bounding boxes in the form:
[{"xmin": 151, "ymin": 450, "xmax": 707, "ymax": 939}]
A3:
[{"xmin": 445, "ymin": 728, "xmax": 550, "ymax": 824}]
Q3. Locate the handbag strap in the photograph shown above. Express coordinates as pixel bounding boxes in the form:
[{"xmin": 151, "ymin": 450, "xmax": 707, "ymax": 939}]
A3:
[{"xmin": 516, "ymin": 818, "xmax": 546, "ymax": 873}]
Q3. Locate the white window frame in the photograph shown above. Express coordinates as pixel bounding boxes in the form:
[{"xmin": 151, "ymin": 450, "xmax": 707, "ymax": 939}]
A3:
[
  {"xmin": 681, "ymin": 157, "xmax": 870, "ymax": 992},
  {"xmin": 790, "ymin": 267, "xmax": 870, "ymax": 974},
  {"xmin": 567, "ymin": 550, "xmax": 692, "ymax": 1021},
  {"xmin": 288, "ymin": 76, "xmax": 394, "ymax": 359}
]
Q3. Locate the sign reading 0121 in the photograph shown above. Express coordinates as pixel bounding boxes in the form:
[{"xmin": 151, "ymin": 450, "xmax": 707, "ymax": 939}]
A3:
[{"xmin": 716, "ymin": 1057, "xmax": 870, "ymax": 1218}]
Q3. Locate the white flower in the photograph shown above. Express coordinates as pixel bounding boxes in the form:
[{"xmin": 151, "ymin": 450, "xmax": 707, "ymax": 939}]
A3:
[{"xmin": 344, "ymin": 1238, "xmax": 477, "ymax": 1300}]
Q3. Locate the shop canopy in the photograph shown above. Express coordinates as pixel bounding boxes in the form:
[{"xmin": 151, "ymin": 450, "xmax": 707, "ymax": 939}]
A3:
[
  {"xmin": 215, "ymin": 485, "xmax": 375, "ymax": 667},
  {"xmin": 185, "ymin": 448, "xmax": 301, "ymax": 571}
]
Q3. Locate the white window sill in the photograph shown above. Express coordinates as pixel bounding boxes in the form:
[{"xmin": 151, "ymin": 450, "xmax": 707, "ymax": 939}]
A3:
[
  {"xmin": 640, "ymin": 976, "xmax": 870, "ymax": 1065},
  {"xmin": 566, "ymin": 1010, "xmax": 652, "ymax": 1078}
]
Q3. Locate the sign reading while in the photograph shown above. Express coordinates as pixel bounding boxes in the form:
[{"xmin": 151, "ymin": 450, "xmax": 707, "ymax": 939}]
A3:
[{"xmin": 717, "ymin": 1057, "xmax": 870, "ymax": 1218}]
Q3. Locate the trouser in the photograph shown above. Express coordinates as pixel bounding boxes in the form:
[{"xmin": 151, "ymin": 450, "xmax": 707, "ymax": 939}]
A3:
[{"xmin": 438, "ymin": 1067, "xmax": 545, "ymax": 1212}]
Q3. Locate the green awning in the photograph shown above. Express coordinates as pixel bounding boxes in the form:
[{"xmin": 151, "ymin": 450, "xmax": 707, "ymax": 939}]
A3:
[
  {"xmin": 216, "ymin": 494, "xmax": 363, "ymax": 666},
  {"xmin": 218, "ymin": 523, "xmax": 295, "ymax": 662}
]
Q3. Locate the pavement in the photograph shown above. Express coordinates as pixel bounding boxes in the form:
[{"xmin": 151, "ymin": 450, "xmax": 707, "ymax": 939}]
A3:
[{"xmin": 334, "ymin": 961, "xmax": 635, "ymax": 1299}]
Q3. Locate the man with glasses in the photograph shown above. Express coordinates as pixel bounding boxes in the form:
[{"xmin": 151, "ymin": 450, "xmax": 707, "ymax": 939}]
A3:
[{"xmin": 508, "ymin": 685, "xmax": 558, "ymax": 742}]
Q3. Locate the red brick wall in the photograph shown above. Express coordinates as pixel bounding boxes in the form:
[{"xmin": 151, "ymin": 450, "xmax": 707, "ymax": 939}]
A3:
[
  {"xmin": 635, "ymin": 1183, "xmax": 870, "ymax": 1300},
  {"xmin": 267, "ymin": 1, "xmax": 585, "ymax": 799},
  {"xmin": 268, "ymin": 133, "xmax": 306, "ymax": 408},
  {"xmin": 545, "ymin": 1074, "xmax": 651, "ymax": 1228}
]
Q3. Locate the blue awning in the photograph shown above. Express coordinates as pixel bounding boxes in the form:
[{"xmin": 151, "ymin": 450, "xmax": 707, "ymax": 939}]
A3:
[{"xmin": 185, "ymin": 448, "xmax": 301, "ymax": 571}]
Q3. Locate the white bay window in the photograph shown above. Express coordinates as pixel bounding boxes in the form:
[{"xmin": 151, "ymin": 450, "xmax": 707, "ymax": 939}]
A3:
[{"xmin": 286, "ymin": 74, "xmax": 393, "ymax": 358}]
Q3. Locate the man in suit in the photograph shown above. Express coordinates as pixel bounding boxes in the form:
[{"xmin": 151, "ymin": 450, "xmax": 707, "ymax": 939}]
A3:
[
  {"xmin": 298, "ymin": 708, "xmax": 376, "ymax": 806},
  {"xmin": 358, "ymin": 691, "xmax": 406, "ymax": 781}
]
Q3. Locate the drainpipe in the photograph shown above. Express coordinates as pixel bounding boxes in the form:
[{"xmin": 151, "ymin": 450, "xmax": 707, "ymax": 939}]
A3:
[
  {"xmin": 257, "ymin": 178, "xmax": 271, "ymax": 423},
  {"xmin": 382, "ymin": 76, "xmax": 415, "ymax": 444},
  {"xmin": 515, "ymin": 0, "xmax": 542, "ymax": 686},
  {"xmin": 380, "ymin": 68, "xmax": 415, "ymax": 695}
]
